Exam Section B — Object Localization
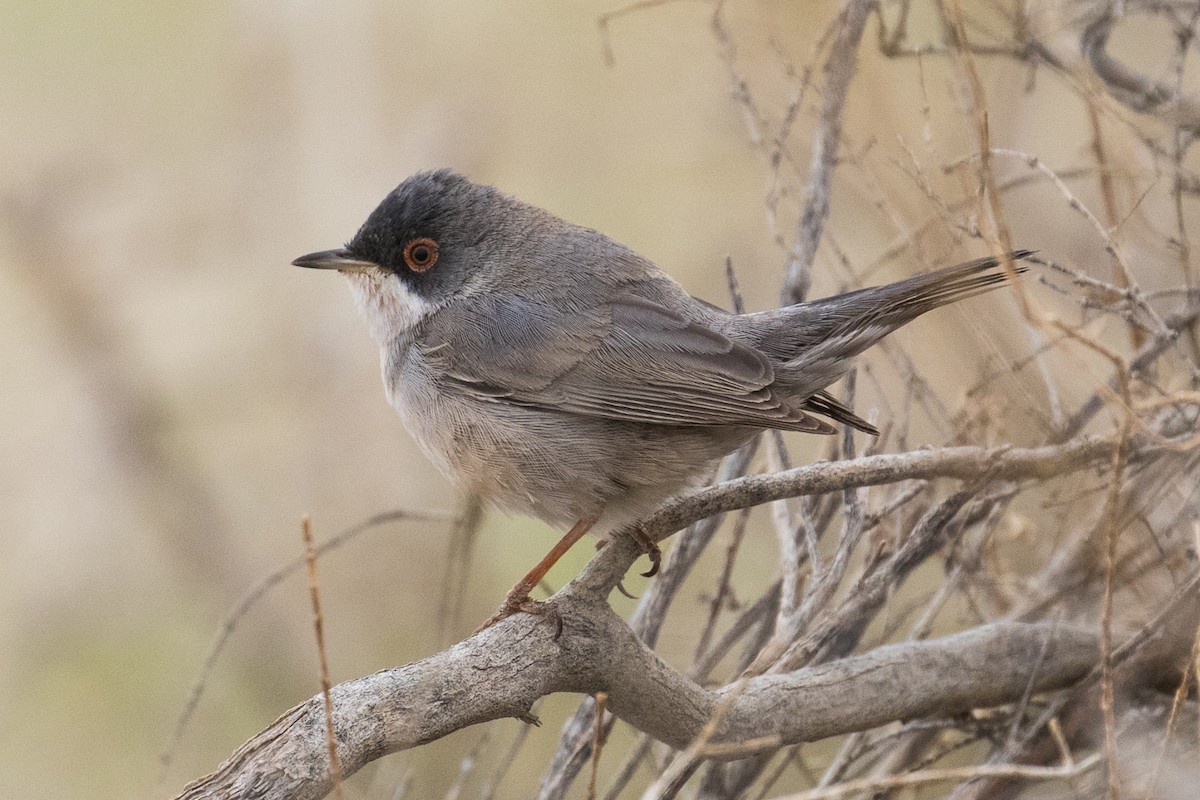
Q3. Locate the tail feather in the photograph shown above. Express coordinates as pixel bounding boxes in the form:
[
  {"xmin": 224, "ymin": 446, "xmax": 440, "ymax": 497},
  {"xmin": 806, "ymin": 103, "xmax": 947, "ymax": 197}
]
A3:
[
  {"xmin": 756, "ymin": 250, "xmax": 1032, "ymax": 421},
  {"xmin": 826, "ymin": 250, "xmax": 1031, "ymax": 338}
]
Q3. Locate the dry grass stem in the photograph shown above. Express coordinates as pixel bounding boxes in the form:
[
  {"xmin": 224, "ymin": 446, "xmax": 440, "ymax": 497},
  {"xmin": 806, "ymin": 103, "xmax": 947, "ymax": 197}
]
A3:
[{"xmin": 302, "ymin": 516, "xmax": 344, "ymax": 800}]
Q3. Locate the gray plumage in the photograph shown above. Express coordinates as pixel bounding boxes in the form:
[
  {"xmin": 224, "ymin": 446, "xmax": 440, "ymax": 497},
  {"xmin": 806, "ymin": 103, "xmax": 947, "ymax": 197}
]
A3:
[{"xmin": 295, "ymin": 169, "xmax": 1029, "ymax": 537}]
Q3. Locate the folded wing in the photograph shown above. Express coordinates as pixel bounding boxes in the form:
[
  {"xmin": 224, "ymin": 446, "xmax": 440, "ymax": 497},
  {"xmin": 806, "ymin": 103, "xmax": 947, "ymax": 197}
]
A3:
[{"xmin": 423, "ymin": 293, "xmax": 835, "ymax": 434}]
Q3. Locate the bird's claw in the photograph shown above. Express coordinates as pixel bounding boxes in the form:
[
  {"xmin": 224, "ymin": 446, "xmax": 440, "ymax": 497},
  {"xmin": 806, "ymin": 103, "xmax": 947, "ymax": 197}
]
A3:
[
  {"xmin": 475, "ymin": 592, "xmax": 563, "ymax": 640},
  {"xmin": 630, "ymin": 528, "xmax": 662, "ymax": 577}
]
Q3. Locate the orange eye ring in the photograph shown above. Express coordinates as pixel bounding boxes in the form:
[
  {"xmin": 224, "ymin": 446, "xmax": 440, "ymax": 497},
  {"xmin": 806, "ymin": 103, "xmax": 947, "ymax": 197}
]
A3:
[{"xmin": 403, "ymin": 237, "xmax": 439, "ymax": 272}]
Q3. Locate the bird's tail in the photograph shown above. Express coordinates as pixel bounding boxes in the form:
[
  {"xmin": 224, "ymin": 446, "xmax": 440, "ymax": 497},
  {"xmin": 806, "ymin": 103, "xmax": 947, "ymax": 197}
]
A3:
[
  {"xmin": 766, "ymin": 250, "xmax": 1031, "ymax": 410},
  {"xmin": 820, "ymin": 250, "xmax": 1030, "ymax": 337}
]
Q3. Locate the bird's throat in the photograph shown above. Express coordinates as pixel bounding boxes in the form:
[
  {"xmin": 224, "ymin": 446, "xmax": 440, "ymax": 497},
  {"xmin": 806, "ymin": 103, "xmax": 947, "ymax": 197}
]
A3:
[{"xmin": 343, "ymin": 270, "xmax": 435, "ymax": 344}]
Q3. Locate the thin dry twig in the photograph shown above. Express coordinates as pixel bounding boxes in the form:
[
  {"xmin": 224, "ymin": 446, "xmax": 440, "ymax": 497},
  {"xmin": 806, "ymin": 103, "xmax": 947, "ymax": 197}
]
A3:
[
  {"xmin": 438, "ymin": 493, "xmax": 485, "ymax": 644},
  {"xmin": 480, "ymin": 702, "xmax": 543, "ymax": 800},
  {"xmin": 1050, "ymin": 320, "xmax": 1141, "ymax": 800},
  {"xmin": 159, "ymin": 508, "xmax": 448, "ymax": 777},
  {"xmin": 1141, "ymin": 626, "xmax": 1200, "ymax": 800},
  {"xmin": 302, "ymin": 516, "xmax": 344, "ymax": 800},
  {"xmin": 769, "ymin": 753, "xmax": 1102, "ymax": 800},
  {"xmin": 781, "ymin": 0, "xmax": 875, "ymax": 304},
  {"xmin": 588, "ymin": 692, "xmax": 609, "ymax": 800},
  {"xmin": 943, "ymin": 0, "xmax": 1016, "ymax": 263},
  {"xmin": 443, "ymin": 729, "xmax": 491, "ymax": 800}
]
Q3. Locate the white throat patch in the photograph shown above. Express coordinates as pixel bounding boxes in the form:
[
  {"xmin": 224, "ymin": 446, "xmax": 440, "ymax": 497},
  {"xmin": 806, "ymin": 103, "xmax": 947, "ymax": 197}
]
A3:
[{"xmin": 343, "ymin": 269, "xmax": 435, "ymax": 343}]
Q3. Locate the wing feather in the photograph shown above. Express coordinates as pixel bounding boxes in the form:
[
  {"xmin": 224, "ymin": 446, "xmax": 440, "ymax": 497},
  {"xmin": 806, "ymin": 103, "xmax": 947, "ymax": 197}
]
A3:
[{"xmin": 422, "ymin": 293, "xmax": 834, "ymax": 434}]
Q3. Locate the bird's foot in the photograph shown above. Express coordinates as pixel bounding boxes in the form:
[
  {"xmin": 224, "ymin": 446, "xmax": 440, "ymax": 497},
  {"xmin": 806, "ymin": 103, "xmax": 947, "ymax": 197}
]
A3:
[
  {"xmin": 475, "ymin": 588, "xmax": 563, "ymax": 639},
  {"xmin": 474, "ymin": 518, "xmax": 595, "ymax": 638},
  {"xmin": 630, "ymin": 527, "xmax": 662, "ymax": 577}
]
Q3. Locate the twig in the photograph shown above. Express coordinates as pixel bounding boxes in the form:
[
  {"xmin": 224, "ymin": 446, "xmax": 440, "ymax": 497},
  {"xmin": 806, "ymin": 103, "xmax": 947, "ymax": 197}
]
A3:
[
  {"xmin": 588, "ymin": 692, "xmax": 608, "ymax": 800},
  {"xmin": 480, "ymin": 702, "xmax": 542, "ymax": 800},
  {"xmin": 159, "ymin": 508, "xmax": 447, "ymax": 776},
  {"xmin": 955, "ymin": 570, "xmax": 1200, "ymax": 800},
  {"xmin": 1141, "ymin": 625, "xmax": 1200, "ymax": 800},
  {"xmin": 601, "ymin": 734, "xmax": 653, "ymax": 800},
  {"xmin": 302, "ymin": 516, "xmax": 344, "ymax": 800},
  {"xmin": 625, "ymin": 436, "xmax": 1133, "ymax": 556},
  {"xmin": 943, "ymin": 0, "xmax": 1017, "ymax": 265},
  {"xmin": 1055, "ymin": 299, "xmax": 1200, "ymax": 441},
  {"xmin": 781, "ymin": 0, "xmax": 875, "ymax": 304},
  {"xmin": 443, "ymin": 729, "xmax": 490, "ymax": 800},
  {"xmin": 770, "ymin": 753, "xmax": 1102, "ymax": 800},
  {"xmin": 693, "ymin": 506, "xmax": 752, "ymax": 662},
  {"xmin": 438, "ymin": 493, "xmax": 485, "ymax": 644}
]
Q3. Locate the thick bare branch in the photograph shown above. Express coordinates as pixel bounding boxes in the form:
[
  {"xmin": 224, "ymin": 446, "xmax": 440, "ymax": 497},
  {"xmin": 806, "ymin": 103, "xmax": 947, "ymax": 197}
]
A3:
[{"xmin": 175, "ymin": 599, "xmax": 1097, "ymax": 800}]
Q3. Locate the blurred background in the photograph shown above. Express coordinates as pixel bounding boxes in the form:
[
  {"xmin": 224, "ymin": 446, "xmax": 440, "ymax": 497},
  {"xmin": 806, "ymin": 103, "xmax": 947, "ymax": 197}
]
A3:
[{"xmin": 2, "ymin": 1, "xmax": 1195, "ymax": 798}]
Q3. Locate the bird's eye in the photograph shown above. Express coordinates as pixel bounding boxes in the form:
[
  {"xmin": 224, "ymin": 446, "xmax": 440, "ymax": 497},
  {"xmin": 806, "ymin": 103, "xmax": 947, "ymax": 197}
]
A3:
[{"xmin": 403, "ymin": 237, "xmax": 439, "ymax": 272}]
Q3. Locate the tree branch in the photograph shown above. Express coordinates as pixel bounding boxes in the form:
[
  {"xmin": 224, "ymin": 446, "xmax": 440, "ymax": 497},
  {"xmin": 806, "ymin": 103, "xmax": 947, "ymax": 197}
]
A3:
[
  {"xmin": 175, "ymin": 427, "xmax": 1188, "ymax": 800},
  {"xmin": 573, "ymin": 434, "xmax": 1132, "ymax": 598},
  {"xmin": 175, "ymin": 599, "xmax": 1097, "ymax": 800},
  {"xmin": 782, "ymin": 0, "xmax": 874, "ymax": 304}
]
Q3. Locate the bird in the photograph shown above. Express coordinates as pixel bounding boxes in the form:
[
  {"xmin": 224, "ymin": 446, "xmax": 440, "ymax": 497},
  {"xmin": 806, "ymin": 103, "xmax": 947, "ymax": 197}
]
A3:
[{"xmin": 294, "ymin": 169, "xmax": 1028, "ymax": 631}]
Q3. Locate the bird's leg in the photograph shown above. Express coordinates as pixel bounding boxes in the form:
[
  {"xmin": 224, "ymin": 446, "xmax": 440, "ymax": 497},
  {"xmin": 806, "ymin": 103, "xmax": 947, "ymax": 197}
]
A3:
[
  {"xmin": 475, "ymin": 517, "xmax": 596, "ymax": 635},
  {"xmin": 629, "ymin": 527, "xmax": 662, "ymax": 577}
]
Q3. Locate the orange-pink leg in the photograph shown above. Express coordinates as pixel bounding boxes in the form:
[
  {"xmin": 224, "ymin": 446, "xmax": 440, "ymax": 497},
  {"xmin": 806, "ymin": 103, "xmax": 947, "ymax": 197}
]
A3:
[{"xmin": 475, "ymin": 517, "xmax": 596, "ymax": 634}]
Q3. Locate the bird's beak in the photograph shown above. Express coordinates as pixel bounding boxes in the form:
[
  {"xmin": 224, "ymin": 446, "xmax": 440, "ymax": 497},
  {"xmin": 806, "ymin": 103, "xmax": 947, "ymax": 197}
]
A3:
[{"xmin": 292, "ymin": 247, "xmax": 378, "ymax": 273}]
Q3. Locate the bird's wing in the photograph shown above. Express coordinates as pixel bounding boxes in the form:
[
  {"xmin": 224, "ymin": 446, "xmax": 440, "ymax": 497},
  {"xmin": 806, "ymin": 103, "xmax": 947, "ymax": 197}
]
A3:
[{"xmin": 421, "ymin": 293, "xmax": 835, "ymax": 433}]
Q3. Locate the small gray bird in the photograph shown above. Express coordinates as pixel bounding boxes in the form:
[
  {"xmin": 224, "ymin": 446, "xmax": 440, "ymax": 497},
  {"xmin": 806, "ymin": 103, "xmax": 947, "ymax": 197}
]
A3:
[{"xmin": 295, "ymin": 169, "xmax": 1027, "ymax": 630}]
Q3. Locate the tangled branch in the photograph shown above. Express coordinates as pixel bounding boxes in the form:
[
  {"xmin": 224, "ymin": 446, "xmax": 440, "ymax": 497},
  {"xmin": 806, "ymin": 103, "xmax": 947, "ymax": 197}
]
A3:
[{"xmin": 175, "ymin": 424, "xmax": 1197, "ymax": 799}]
